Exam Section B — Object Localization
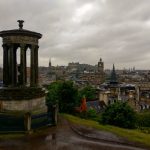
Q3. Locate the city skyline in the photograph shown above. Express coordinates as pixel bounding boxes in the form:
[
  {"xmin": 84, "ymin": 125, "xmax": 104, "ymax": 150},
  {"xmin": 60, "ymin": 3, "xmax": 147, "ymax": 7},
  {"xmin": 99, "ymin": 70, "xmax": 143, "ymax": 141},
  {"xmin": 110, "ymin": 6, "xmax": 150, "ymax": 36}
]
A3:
[{"xmin": 0, "ymin": 0, "xmax": 150, "ymax": 69}]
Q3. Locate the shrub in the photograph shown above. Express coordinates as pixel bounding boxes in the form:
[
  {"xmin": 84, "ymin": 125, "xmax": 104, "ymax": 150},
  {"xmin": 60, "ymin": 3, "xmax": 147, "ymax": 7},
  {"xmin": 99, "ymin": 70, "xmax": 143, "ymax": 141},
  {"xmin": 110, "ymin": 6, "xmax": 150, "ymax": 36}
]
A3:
[
  {"xmin": 100, "ymin": 102, "xmax": 136, "ymax": 129},
  {"xmin": 86, "ymin": 108, "xmax": 98, "ymax": 119},
  {"xmin": 77, "ymin": 108, "xmax": 99, "ymax": 121},
  {"xmin": 136, "ymin": 111, "xmax": 150, "ymax": 127}
]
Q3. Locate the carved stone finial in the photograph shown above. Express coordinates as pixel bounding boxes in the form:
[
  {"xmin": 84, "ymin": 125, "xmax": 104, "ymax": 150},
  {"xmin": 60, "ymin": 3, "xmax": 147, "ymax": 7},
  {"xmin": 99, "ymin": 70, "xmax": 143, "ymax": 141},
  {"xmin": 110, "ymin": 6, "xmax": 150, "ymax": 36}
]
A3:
[{"xmin": 17, "ymin": 20, "xmax": 24, "ymax": 29}]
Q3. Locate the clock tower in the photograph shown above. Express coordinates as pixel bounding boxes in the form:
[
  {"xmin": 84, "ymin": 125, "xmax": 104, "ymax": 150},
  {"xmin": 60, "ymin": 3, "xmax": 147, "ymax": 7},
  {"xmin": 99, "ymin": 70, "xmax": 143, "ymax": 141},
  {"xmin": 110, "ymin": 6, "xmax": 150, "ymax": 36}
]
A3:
[{"xmin": 98, "ymin": 58, "xmax": 104, "ymax": 73}]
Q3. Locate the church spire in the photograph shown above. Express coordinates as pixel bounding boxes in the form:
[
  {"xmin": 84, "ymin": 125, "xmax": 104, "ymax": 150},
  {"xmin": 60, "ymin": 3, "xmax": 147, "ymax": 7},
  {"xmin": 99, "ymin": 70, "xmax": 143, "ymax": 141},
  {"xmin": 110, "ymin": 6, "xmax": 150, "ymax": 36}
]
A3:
[
  {"xmin": 49, "ymin": 58, "xmax": 51, "ymax": 67},
  {"xmin": 110, "ymin": 64, "xmax": 117, "ymax": 83}
]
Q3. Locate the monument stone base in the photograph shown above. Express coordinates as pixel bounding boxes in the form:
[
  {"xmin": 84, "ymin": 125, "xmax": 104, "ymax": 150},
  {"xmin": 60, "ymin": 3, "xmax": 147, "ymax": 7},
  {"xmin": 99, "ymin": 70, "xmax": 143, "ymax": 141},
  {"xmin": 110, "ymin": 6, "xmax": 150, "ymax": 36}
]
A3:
[{"xmin": 0, "ymin": 87, "xmax": 51, "ymax": 132}]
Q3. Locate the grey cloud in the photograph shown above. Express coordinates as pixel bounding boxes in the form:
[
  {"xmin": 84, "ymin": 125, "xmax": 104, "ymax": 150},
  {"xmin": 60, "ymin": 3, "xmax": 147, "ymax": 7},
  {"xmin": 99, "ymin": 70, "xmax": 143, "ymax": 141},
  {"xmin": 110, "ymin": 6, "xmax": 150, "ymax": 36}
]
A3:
[{"xmin": 0, "ymin": 0, "xmax": 150, "ymax": 69}]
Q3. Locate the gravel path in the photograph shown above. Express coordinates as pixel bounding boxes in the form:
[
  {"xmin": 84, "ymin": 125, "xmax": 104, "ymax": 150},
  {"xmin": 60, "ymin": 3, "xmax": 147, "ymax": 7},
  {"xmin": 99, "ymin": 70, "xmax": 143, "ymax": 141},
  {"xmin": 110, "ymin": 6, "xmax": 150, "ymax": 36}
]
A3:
[{"xmin": 0, "ymin": 117, "xmax": 149, "ymax": 150}]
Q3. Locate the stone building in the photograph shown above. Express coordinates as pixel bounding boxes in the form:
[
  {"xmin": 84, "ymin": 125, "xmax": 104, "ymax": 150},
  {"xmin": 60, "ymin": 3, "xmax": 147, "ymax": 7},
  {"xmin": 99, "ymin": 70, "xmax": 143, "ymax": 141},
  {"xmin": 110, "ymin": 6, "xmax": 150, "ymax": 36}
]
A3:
[
  {"xmin": 99, "ymin": 65, "xmax": 150, "ymax": 111},
  {"xmin": 78, "ymin": 58, "xmax": 105, "ymax": 87},
  {"xmin": 137, "ymin": 83, "xmax": 150, "ymax": 110}
]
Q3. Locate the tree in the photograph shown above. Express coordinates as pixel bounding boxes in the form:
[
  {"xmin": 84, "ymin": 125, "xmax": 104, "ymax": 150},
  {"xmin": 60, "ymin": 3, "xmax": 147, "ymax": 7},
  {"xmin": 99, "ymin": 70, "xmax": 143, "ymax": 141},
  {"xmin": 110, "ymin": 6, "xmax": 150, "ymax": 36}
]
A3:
[
  {"xmin": 46, "ymin": 81, "xmax": 79, "ymax": 114},
  {"xmin": 59, "ymin": 81, "xmax": 78, "ymax": 113},
  {"xmin": 78, "ymin": 85, "xmax": 96, "ymax": 101},
  {"xmin": 46, "ymin": 81, "xmax": 62, "ymax": 105},
  {"xmin": 100, "ymin": 102, "xmax": 136, "ymax": 128}
]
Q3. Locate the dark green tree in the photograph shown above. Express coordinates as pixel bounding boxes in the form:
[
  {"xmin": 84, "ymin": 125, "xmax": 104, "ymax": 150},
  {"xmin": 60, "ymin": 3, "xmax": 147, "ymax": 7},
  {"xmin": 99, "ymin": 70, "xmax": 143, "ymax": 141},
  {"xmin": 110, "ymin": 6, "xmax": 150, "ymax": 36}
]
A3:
[
  {"xmin": 46, "ymin": 81, "xmax": 62, "ymax": 105},
  {"xmin": 59, "ymin": 81, "xmax": 78, "ymax": 113},
  {"xmin": 78, "ymin": 85, "xmax": 96, "ymax": 101},
  {"xmin": 100, "ymin": 102, "xmax": 136, "ymax": 128},
  {"xmin": 46, "ymin": 81, "xmax": 78, "ymax": 114}
]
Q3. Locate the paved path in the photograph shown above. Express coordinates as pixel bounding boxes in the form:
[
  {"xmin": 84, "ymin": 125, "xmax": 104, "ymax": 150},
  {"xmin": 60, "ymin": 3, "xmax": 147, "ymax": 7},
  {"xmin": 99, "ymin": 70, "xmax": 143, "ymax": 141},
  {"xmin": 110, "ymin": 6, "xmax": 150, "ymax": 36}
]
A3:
[{"xmin": 0, "ymin": 117, "xmax": 149, "ymax": 150}]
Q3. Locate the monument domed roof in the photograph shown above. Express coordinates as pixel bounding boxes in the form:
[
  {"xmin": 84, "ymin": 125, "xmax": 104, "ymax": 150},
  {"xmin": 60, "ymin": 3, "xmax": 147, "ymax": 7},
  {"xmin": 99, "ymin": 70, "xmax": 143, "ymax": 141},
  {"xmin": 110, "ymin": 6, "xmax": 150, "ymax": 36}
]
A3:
[{"xmin": 0, "ymin": 20, "xmax": 42, "ymax": 39}]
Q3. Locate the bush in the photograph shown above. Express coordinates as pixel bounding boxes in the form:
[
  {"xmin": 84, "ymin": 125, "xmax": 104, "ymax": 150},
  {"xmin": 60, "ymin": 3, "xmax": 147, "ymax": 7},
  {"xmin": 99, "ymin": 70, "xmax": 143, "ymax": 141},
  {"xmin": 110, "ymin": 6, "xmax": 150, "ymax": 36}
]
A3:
[
  {"xmin": 86, "ymin": 109, "xmax": 98, "ymax": 119},
  {"xmin": 100, "ymin": 102, "xmax": 136, "ymax": 129},
  {"xmin": 77, "ymin": 108, "xmax": 99, "ymax": 121},
  {"xmin": 136, "ymin": 111, "xmax": 150, "ymax": 127}
]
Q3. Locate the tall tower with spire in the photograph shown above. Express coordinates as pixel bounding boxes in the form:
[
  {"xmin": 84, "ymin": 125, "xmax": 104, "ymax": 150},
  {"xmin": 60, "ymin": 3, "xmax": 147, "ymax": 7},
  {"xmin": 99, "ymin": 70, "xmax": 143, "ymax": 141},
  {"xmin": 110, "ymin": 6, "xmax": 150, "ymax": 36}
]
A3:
[
  {"xmin": 49, "ymin": 58, "xmax": 51, "ymax": 67},
  {"xmin": 110, "ymin": 64, "xmax": 118, "ymax": 84}
]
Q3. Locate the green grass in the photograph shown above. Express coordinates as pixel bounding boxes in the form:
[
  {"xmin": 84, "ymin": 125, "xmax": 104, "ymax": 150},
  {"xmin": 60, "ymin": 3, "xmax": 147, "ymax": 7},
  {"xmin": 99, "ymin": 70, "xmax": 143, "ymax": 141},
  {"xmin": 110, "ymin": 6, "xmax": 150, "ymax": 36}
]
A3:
[
  {"xmin": 0, "ymin": 132, "xmax": 24, "ymax": 140},
  {"xmin": 63, "ymin": 114, "xmax": 150, "ymax": 147}
]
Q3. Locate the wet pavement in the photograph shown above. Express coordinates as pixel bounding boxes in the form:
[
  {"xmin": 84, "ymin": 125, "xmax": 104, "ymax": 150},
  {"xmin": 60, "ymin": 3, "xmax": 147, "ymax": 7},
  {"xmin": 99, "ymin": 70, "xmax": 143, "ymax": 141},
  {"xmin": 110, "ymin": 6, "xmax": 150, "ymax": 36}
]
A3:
[{"xmin": 0, "ymin": 118, "xmax": 149, "ymax": 150}]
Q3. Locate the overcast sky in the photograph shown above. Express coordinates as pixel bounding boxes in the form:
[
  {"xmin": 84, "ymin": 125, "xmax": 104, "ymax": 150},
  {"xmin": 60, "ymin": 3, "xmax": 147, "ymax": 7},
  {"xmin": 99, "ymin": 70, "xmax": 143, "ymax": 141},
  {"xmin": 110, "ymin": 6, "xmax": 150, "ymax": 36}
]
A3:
[{"xmin": 0, "ymin": 0, "xmax": 150, "ymax": 69}]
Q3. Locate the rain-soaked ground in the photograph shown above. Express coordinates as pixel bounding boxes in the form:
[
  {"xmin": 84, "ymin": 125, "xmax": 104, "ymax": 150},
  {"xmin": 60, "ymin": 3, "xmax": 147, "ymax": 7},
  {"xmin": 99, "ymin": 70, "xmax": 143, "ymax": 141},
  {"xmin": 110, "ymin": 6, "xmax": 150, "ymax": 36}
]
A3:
[{"xmin": 0, "ymin": 118, "xmax": 149, "ymax": 150}]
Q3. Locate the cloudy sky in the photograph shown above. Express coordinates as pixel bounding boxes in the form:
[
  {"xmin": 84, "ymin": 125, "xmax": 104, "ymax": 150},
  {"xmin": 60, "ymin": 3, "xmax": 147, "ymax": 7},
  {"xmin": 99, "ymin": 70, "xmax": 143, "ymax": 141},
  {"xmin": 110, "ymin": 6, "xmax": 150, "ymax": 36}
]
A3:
[{"xmin": 0, "ymin": 0, "xmax": 150, "ymax": 69}]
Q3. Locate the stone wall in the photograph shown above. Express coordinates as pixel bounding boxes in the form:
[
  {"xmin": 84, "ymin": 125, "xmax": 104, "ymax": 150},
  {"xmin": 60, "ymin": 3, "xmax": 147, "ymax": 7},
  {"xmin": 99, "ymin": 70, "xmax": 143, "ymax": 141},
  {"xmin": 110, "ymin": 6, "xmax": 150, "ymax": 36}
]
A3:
[
  {"xmin": 0, "ymin": 87, "xmax": 46, "ymax": 100},
  {"xmin": 0, "ymin": 96, "xmax": 47, "ymax": 112}
]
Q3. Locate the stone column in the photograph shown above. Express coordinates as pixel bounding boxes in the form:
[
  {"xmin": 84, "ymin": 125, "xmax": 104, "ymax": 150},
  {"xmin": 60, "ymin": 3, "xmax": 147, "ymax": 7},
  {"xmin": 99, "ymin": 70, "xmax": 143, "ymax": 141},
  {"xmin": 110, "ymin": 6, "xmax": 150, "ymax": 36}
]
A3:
[
  {"xmin": 8, "ymin": 44, "xmax": 17, "ymax": 86},
  {"xmin": 34, "ymin": 46, "xmax": 39, "ymax": 85},
  {"xmin": 24, "ymin": 112, "xmax": 31, "ymax": 131},
  {"xmin": 30, "ymin": 45, "xmax": 35, "ymax": 87},
  {"xmin": 20, "ymin": 44, "xmax": 27, "ymax": 86},
  {"xmin": 30, "ymin": 45, "xmax": 39, "ymax": 87},
  {"xmin": 2, "ymin": 44, "xmax": 9, "ymax": 86}
]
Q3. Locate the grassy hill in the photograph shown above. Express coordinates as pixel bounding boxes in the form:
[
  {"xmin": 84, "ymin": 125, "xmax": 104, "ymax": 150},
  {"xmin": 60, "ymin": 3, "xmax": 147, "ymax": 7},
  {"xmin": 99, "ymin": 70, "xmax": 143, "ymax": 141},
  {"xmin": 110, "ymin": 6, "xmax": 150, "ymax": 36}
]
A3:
[{"xmin": 63, "ymin": 114, "xmax": 150, "ymax": 147}]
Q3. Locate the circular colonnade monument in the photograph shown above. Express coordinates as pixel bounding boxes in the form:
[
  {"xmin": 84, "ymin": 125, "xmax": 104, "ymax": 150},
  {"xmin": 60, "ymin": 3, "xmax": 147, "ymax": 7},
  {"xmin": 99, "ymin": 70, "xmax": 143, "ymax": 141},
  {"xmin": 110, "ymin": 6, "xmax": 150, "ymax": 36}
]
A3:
[{"xmin": 0, "ymin": 21, "xmax": 53, "ymax": 132}]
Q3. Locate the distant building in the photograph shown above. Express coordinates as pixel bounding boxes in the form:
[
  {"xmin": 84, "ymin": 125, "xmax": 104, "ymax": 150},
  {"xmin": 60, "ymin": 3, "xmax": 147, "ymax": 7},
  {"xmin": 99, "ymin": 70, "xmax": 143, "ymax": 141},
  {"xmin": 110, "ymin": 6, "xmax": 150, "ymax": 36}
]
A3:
[
  {"xmin": 137, "ymin": 83, "xmax": 150, "ymax": 110},
  {"xmin": 77, "ymin": 58, "xmax": 105, "ymax": 87},
  {"xmin": 38, "ymin": 58, "xmax": 105, "ymax": 87},
  {"xmin": 68, "ymin": 62, "xmax": 79, "ymax": 71},
  {"xmin": 99, "ymin": 64, "xmax": 150, "ymax": 111},
  {"xmin": 86, "ymin": 100, "xmax": 106, "ymax": 113},
  {"xmin": 99, "ymin": 64, "xmax": 118, "ymax": 105}
]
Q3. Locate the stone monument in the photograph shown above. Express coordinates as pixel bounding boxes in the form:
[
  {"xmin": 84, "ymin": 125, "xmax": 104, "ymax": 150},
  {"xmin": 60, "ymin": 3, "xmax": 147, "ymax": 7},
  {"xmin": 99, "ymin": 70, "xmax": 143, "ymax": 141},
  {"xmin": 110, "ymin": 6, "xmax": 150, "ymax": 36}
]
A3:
[{"xmin": 0, "ymin": 20, "xmax": 48, "ymax": 131}]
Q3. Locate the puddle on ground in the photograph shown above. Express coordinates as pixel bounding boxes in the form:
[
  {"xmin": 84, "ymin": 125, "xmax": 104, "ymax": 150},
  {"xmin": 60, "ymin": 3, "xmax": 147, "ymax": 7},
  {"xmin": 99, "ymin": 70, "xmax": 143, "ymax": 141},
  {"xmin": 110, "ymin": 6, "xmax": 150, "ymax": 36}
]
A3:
[{"xmin": 0, "ymin": 121, "xmax": 147, "ymax": 150}]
